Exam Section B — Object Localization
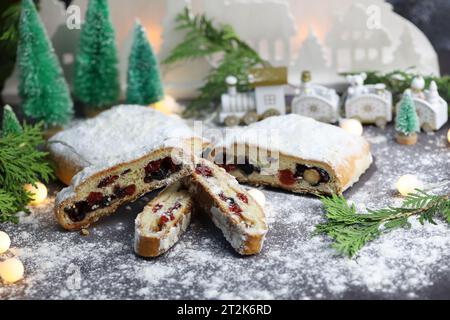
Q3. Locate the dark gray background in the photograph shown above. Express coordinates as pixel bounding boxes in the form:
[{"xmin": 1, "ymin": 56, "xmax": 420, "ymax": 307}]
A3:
[{"xmin": 387, "ymin": 0, "xmax": 450, "ymax": 74}]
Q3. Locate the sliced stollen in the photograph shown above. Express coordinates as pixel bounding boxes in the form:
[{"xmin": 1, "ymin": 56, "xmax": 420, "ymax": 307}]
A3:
[
  {"xmin": 134, "ymin": 182, "xmax": 193, "ymax": 258},
  {"xmin": 55, "ymin": 146, "xmax": 193, "ymax": 231},
  {"xmin": 49, "ymin": 105, "xmax": 205, "ymax": 185},
  {"xmin": 210, "ymin": 114, "xmax": 373, "ymax": 196},
  {"xmin": 188, "ymin": 157, "xmax": 268, "ymax": 255}
]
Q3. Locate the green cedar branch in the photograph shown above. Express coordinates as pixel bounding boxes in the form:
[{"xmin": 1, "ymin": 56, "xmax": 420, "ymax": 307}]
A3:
[
  {"xmin": 0, "ymin": 123, "xmax": 54, "ymax": 223},
  {"xmin": 315, "ymin": 190, "xmax": 450, "ymax": 258},
  {"xmin": 163, "ymin": 7, "xmax": 269, "ymax": 116}
]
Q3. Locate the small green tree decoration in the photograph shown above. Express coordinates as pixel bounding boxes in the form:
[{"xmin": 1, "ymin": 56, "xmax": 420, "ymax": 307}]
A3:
[
  {"xmin": 74, "ymin": 0, "xmax": 120, "ymax": 111},
  {"xmin": 395, "ymin": 90, "xmax": 420, "ymax": 145},
  {"xmin": 2, "ymin": 105, "xmax": 23, "ymax": 137},
  {"xmin": 17, "ymin": 0, "xmax": 73, "ymax": 127},
  {"xmin": 127, "ymin": 21, "xmax": 164, "ymax": 105}
]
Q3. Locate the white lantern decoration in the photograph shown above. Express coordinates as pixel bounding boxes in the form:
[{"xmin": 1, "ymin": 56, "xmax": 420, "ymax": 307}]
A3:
[
  {"xmin": 396, "ymin": 175, "xmax": 423, "ymax": 196},
  {"xmin": 0, "ymin": 231, "xmax": 11, "ymax": 254},
  {"xmin": 0, "ymin": 258, "xmax": 24, "ymax": 284},
  {"xmin": 339, "ymin": 119, "xmax": 363, "ymax": 136},
  {"xmin": 24, "ymin": 182, "xmax": 48, "ymax": 206}
]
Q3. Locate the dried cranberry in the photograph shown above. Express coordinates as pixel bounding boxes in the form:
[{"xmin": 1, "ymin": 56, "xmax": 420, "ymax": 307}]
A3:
[
  {"xmin": 218, "ymin": 193, "xmax": 228, "ymax": 202},
  {"xmin": 159, "ymin": 215, "xmax": 170, "ymax": 227},
  {"xmin": 278, "ymin": 169, "xmax": 297, "ymax": 186},
  {"xmin": 114, "ymin": 185, "xmax": 136, "ymax": 198},
  {"xmin": 97, "ymin": 175, "xmax": 119, "ymax": 188},
  {"xmin": 145, "ymin": 160, "xmax": 161, "ymax": 174},
  {"xmin": 144, "ymin": 157, "xmax": 181, "ymax": 183},
  {"xmin": 218, "ymin": 193, "xmax": 242, "ymax": 216},
  {"xmin": 195, "ymin": 165, "xmax": 214, "ymax": 177},
  {"xmin": 152, "ymin": 204, "xmax": 163, "ymax": 213},
  {"xmin": 229, "ymin": 203, "xmax": 243, "ymax": 215},
  {"xmin": 87, "ymin": 192, "xmax": 104, "ymax": 206},
  {"xmin": 123, "ymin": 185, "xmax": 136, "ymax": 196},
  {"xmin": 237, "ymin": 193, "xmax": 249, "ymax": 204}
]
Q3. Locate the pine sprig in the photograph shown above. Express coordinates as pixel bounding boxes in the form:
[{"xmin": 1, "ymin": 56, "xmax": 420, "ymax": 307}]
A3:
[
  {"xmin": 0, "ymin": 124, "xmax": 54, "ymax": 223},
  {"xmin": 315, "ymin": 191, "xmax": 450, "ymax": 258},
  {"xmin": 164, "ymin": 7, "xmax": 268, "ymax": 116}
]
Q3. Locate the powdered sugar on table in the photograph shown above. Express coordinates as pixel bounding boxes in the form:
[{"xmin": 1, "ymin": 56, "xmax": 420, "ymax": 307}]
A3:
[{"xmin": 1, "ymin": 124, "xmax": 449, "ymax": 300}]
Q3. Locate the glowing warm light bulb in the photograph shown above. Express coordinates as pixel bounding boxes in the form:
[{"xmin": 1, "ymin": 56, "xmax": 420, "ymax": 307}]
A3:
[
  {"xmin": 24, "ymin": 182, "xmax": 48, "ymax": 205},
  {"xmin": 396, "ymin": 175, "xmax": 423, "ymax": 196},
  {"xmin": 151, "ymin": 96, "xmax": 183, "ymax": 115},
  {"xmin": 0, "ymin": 231, "xmax": 11, "ymax": 254},
  {"xmin": 0, "ymin": 258, "xmax": 24, "ymax": 284},
  {"xmin": 339, "ymin": 119, "xmax": 363, "ymax": 136},
  {"xmin": 447, "ymin": 129, "xmax": 450, "ymax": 144},
  {"xmin": 248, "ymin": 189, "xmax": 266, "ymax": 208}
]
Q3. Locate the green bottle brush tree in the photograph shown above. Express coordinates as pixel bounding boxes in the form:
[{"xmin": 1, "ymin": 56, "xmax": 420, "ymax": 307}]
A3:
[
  {"xmin": 395, "ymin": 91, "xmax": 420, "ymax": 145},
  {"xmin": 126, "ymin": 20, "xmax": 164, "ymax": 106},
  {"xmin": 74, "ymin": 0, "xmax": 120, "ymax": 113},
  {"xmin": 2, "ymin": 105, "xmax": 23, "ymax": 137},
  {"xmin": 17, "ymin": 0, "xmax": 73, "ymax": 128}
]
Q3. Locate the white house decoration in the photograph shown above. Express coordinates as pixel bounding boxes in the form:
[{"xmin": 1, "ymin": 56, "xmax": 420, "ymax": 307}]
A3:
[
  {"xmin": 396, "ymin": 78, "xmax": 448, "ymax": 132},
  {"xmin": 344, "ymin": 73, "xmax": 393, "ymax": 128}
]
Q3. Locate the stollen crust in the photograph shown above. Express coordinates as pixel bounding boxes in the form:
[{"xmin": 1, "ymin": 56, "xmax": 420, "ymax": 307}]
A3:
[
  {"xmin": 49, "ymin": 105, "xmax": 205, "ymax": 185},
  {"xmin": 210, "ymin": 114, "xmax": 373, "ymax": 195}
]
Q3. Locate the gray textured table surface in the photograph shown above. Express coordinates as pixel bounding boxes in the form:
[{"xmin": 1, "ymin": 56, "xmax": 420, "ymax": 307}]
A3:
[{"xmin": 1, "ymin": 124, "xmax": 449, "ymax": 300}]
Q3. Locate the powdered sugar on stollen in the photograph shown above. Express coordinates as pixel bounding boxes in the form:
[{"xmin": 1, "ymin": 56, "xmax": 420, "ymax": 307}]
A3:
[
  {"xmin": 215, "ymin": 114, "xmax": 371, "ymax": 170},
  {"xmin": 49, "ymin": 105, "xmax": 200, "ymax": 170}
]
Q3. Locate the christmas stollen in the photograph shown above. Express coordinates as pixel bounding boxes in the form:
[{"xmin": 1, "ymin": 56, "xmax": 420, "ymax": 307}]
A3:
[
  {"xmin": 55, "ymin": 143, "xmax": 194, "ymax": 231},
  {"xmin": 187, "ymin": 157, "xmax": 268, "ymax": 255},
  {"xmin": 49, "ymin": 105, "xmax": 204, "ymax": 185},
  {"xmin": 210, "ymin": 114, "xmax": 373, "ymax": 195},
  {"xmin": 134, "ymin": 182, "xmax": 193, "ymax": 258}
]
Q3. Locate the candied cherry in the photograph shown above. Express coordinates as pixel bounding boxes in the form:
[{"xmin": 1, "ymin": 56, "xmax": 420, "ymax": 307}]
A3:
[
  {"xmin": 278, "ymin": 169, "xmax": 297, "ymax": 186},
  {"xmin": 237, "ymin": 193, "xmax": 249, "ymax": 204},
  {"xmin": 195, "ymin": 165, "xmax": 214, "ymax": 177},
  {"xmin": 97, "ymin": 175, "xmax": 119, "ymax": 188}
]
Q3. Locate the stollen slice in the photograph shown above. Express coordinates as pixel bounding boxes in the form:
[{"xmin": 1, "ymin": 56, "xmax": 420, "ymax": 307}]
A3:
[
  {"xmin": 134, "ymin": 182, "xmax": 193, "ymax": 258},
  {"xmin": 188, "ymin": 157, "xmax": 268, "ymax": 255}
]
